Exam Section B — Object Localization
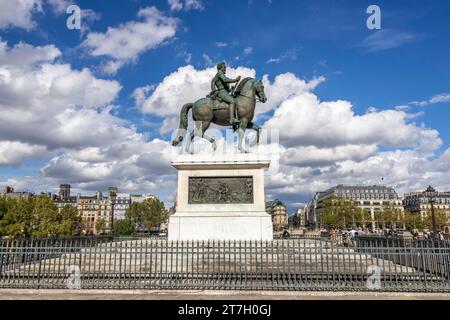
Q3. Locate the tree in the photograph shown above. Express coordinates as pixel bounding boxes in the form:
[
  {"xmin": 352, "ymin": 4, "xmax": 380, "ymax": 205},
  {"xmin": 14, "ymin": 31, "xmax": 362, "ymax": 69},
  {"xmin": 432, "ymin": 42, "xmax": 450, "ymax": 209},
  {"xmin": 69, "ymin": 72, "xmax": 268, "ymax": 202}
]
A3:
[
  {"xmin": 59, "ymin": 205, "xmax": 82, "ymax": 236},
  {"xmin": 125, "ymin": 202, "xmax": 145, "ymax": 231},
  {"xmin": 0, "ymin": 197, "xmax": 82, "ymax": 238},
  {"xmin": 423, "ymin": 208, "xmax": 448, "ymax": 231},
  {"xmin": 0, "ymin": 197, "xmax": 8, "ymax": 221},
  {"xmin": 30, "ymin": 195, "xmax": 61, "ymax": 237},
  {"xmin": 0, "ymin": 197, "xmax": 34, "ymax": 238},
  {"xmin": 354, "ymin": 208, "xmax": 372, "ymax": 228},
  {"xmin": 113, "ymin": 219, "xmax": 135, "ymax": 236},
  {"xmin": 125, "ymin": 197, "xmax": 166, "ymax": 232},
  {"xmin": 320, "ymin": 197, "xmax": 361, "ymax": 230},
  {"xmin": 95, "ymin": 218, "xmax": 107, "ymax": 235},
  {"xmin": 142, "ymin": 197, "xmax": 166, "ymax": 231},
  {"xmin": 376, "ymin": 205, "xmax": 403, "ymax": 230},
  {"xmin": 404, "ymin": 211, "xmax": 424, "ymax": 231}
]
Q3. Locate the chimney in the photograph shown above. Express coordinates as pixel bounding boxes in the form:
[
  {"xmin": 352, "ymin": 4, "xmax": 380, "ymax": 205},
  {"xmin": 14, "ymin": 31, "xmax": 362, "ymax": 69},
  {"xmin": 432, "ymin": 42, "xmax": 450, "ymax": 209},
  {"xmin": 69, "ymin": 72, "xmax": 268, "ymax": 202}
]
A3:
[
  {"xmin": 59, "ymin": 184, "xmax": 71, "ymax": 200},
  {"xmin": 108, "ymin": 187, "xmax": 118, "ymax": 197}
]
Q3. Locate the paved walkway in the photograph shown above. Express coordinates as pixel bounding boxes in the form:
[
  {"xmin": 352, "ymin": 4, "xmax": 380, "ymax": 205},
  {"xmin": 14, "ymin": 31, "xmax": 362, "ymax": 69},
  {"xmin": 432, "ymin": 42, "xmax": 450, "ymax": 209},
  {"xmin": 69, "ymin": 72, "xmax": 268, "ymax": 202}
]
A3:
[{"xmin": 0, "ymin": 289, "xmax": 449, "ymax": 300}]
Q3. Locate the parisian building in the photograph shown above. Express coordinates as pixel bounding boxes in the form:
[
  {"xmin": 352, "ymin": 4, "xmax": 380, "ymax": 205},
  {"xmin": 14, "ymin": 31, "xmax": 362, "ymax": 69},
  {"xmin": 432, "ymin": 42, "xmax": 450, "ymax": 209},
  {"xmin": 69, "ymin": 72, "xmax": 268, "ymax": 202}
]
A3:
[
  {"xmin": 53, "ymin": 184, "xmax": 78, "ymax": 210},
  {"xmin": 0, "ymin": 186, "xmax": 34, "ymax": 200},
  {"xmin": 114, "ymin": 193, "xmax": 131, "ymax": 221},
  {"xmin": 288, "ymin": 208, "xmax": 304, "ymax": 229},
  {"xmin": 77, "ymin": 193, "xmax": 111, "ymax": 234},
  {"xmin": 265, "ymin": 199, "xmax": 287, "ymax": 230},
  {"xmin": 304, "ymin": 192, "xmax": 324, "ymax": 229},
  {"xmin": 403, "ymin": 189, "xmax": 450, "ymax": 234},
  {"xmin": 305, "ymin": 185, "xmax": 403, "ymax": 230},
  {"xmin": 52, "ymin": 184, "xmax": 154, "ymax": 234}
]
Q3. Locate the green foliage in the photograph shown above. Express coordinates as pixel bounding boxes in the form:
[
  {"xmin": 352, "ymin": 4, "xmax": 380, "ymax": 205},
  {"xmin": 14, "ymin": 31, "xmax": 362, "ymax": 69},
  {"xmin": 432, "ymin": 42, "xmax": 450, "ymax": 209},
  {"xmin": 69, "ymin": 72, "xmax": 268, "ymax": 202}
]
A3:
[
  {"xmin": 0, "ymin": 197, "xmax": 34, "ymax": 238},
  {"xmin": 30, "ymin": 196, "xmax": 59, "ymax": 237},
  {"xmin": 320, "ymin": 197, "xmax": 354, "ymax": 229},
  {"xmin": 404, "ymin": 211, "xmax": 424, "ymax": 230},
  {"xmin": 0, "ymin": 196, "xmax": 81, "ymax": 238},
  {"xmin": 95, "ymin": 218, "xmax": 107, "ymax": 234},
  {"xmin": 113, "ymin": 219, "xmax": 135, "ymax": 236},
  {"xmin": 0, "ymin": 195, "xmax": 167, "ymax": 238},
  {"xmin": 0, "ymin": 197, "xmax": 8, "ymax": 220},
  {"xmin": 59, "ymin": 205, "xmax": 82, "ymax": 236},
  {"xmin": 423, "ymin": 208, "xmax": 448, "ymax": 230},
  {"xmin": 125, "ymin": 197, "xmax": 166, "ymax": 231},
  {"xmin": 403, "ymin": 208, "xmax": 448, "ymax": 232},
  {"xmin": 375, "ymin": 204, "xmax": 403, "ymax": 229},
  {"xmin": 319, "ymin": 197, "xmax": 371, "ymax": 229}
]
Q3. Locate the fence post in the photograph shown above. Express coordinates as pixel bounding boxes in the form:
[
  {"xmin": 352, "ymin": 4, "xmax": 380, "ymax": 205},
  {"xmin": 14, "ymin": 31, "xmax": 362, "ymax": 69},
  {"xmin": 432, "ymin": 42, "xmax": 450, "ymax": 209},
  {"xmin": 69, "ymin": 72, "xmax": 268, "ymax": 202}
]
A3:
[
  {"xmin": 420, "ymin": 241, "xmax": 428, "ymax": 291},
  {"xmin": 37, "ymin": 244, "xmax": 42, "ymax": 290},
  {"xmin": 0, "ymin": 242, "xmax": 3, "ymax": 278}
]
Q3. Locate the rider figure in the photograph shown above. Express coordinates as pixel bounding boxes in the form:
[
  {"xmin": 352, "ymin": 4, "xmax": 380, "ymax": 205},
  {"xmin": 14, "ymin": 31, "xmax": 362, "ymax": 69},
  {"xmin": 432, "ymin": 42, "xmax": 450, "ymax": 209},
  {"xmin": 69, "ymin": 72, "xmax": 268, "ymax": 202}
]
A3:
[{"xmin": 210, "ymin": 62, "xmax": 241, "ymax": 126}]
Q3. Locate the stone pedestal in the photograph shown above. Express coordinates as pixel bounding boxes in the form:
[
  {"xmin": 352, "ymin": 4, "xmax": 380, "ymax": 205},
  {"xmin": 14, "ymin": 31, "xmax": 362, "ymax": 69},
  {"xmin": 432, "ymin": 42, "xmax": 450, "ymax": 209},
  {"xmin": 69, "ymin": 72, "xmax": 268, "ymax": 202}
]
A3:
[{"xmin": 168, "ymin": 153, "xmax": 273, "ymax": 241}]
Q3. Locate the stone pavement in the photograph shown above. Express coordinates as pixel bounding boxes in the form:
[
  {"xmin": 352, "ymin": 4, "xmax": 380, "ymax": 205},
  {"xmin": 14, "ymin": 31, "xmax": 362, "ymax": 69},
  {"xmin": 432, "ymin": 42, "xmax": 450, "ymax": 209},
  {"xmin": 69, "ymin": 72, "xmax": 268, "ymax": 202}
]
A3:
[{"xmin": 0, "ymin": 289, "xmax": 449, "ymax": 300}]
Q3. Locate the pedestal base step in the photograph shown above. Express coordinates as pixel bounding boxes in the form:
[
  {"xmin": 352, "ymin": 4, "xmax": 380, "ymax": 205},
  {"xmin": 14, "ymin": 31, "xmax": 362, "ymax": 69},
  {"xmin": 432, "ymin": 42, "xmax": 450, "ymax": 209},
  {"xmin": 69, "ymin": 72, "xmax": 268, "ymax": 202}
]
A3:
[{"xmin": 168, "ymin": 213, "xmax": 273, "ymax": 241}]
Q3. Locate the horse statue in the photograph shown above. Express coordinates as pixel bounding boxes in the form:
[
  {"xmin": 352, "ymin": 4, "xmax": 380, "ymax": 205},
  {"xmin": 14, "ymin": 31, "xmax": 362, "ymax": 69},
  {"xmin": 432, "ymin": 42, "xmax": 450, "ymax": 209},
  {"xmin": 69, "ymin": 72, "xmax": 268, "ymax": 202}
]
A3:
[{"xmin": 172, "ymin": 77, "xmax": 267, "ymax": 153}]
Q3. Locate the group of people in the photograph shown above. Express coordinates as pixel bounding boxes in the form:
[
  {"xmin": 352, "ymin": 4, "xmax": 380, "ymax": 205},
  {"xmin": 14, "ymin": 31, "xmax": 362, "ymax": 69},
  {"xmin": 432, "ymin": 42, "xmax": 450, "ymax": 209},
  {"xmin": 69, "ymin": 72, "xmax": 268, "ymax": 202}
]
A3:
[
  {"xmin": 329, "ymin": 227, "xmax": 367, "ymax": 239},
  {"xmin": 326, "ymin": 227, "xmax": 447, "ymax": 242},
  {"xmin": 421, "ymin": 230, "xmax": 446, "ymax": 241}
]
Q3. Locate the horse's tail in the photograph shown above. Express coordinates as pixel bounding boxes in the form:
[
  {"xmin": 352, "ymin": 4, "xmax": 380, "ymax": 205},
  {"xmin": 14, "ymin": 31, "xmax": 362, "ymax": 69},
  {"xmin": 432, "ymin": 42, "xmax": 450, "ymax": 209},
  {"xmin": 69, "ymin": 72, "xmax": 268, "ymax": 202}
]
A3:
[{"xmin": 172, "ymin": 103, "xmax": 193, "ymax": 146}]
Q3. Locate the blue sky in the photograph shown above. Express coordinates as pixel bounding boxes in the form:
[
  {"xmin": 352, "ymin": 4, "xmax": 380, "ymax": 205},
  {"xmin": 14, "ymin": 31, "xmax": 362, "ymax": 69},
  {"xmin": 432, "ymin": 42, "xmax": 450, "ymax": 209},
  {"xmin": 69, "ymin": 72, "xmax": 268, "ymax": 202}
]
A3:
[{"xmin": 0, "ymin": 0, "xmax": 450, "ymax": 211}]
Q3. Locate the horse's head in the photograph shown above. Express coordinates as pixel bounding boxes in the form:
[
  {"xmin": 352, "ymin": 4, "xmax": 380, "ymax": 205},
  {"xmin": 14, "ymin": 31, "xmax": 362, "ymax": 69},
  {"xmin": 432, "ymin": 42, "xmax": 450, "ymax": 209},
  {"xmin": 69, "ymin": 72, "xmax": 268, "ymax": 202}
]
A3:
[{"xmin": 254, "ymin": 79, "xmax": 267, "ymax": 103}]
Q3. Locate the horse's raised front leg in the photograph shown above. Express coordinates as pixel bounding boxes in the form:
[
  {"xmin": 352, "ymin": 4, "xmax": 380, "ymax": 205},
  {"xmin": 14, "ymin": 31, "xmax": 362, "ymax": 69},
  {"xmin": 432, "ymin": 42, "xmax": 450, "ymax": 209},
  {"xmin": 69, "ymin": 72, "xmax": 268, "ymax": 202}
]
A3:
[
  {"xmin": 247, "ymin": 122, "xmax": 261, "ymax": 147},
  {"xmin": 203, "ymin": 134, "xmax": 217, "ymax": 151},
  {"xmin": 238, "ymin": 118, "xmax": 249, "ymax": 153}
]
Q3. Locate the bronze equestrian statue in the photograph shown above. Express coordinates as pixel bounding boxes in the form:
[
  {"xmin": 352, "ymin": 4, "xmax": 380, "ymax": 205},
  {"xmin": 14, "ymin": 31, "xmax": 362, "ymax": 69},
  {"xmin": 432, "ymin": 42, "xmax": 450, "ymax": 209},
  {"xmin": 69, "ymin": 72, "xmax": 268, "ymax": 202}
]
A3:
[{"xmin": 172, "ymin": 62, "xmax": 267, "ymax": 153}]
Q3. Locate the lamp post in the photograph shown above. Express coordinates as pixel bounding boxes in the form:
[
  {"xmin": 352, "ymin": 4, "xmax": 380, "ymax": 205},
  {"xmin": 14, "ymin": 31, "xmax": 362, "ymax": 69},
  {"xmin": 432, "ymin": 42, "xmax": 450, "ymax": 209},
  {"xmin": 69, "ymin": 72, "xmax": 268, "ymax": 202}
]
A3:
[
  {"xmin": 424, "ymin": 186, "xmax": 438, "ymax": 240},
  {"xmin": 110, "ymin": 191, "xmax": 117, "ymax": 234}
]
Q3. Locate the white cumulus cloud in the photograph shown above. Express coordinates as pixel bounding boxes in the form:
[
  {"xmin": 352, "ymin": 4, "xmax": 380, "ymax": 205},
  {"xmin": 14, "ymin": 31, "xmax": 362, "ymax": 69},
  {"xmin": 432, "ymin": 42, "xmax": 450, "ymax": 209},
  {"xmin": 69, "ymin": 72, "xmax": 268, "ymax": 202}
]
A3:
[
  {"xmin": 0, "ymin": 0, "xmax": 42, "ymax": 30},
  {"xmin": 83, "ymin": 7, "xmax": 178, "ymax": 74},
  {"xmin": 0, "ymin": 141, "xmax": 48, "ymax": 166},
  {"xmin": 264, "ymin": 92, "xmax": 441, "ymax": 151},
  {"xmin": 168, "ymin": 0, "xmax": 204, "ymax": 11},
  {"xmin": 0, "ymin": 40, "xmax": 122, "ymax": 157}
]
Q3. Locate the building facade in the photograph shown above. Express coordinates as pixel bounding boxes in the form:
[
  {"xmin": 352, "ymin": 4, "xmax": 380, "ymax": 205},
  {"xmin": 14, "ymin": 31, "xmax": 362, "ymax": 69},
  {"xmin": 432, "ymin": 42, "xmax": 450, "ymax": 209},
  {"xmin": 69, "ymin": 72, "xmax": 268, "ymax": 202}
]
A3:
[
  {"xmin": 0, "ymin": 186, "xmax": 34, "ymax": 200},
  {"xmin": 52, "ymin": 185, "xmax": 123, "ymax": 234},
  {"xmin": 403, "ymin": 189, "xmax": 450, "ymax": 233},
  {"xmin": 307, "ymin": 185, "xmax": 403, "ymax": 230},
  {"xmin": 77, "ymin": 193, "xmax": 113, "ymax": 234},
  {"xmin": 53, "ymin": 184, "xmax": 78, "ymax": 211},
  {"xmin": 288, "ymin": 208, "xmax": 304, "ymax": 229},
  {"xmin": 266, "ymin": 199, "xmax": 287, "ymax": 230},
  {"xmin": 304, "ymin": 192, "xmax": 323, "ymax": 229},
  {"xmin": 114, "ymin": 193, "xmax": 131, "ymax": 221}
]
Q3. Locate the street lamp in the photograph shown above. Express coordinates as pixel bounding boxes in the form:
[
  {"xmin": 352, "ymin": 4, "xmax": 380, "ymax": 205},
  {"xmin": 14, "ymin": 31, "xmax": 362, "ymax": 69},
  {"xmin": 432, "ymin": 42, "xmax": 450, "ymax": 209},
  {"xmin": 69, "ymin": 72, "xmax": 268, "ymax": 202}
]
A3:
[
  {"xmin": 109, "ymin": 191, "xmax": 117, "ymax": 234},
  {"xmin": 424, "ymin": 186, "xmax": 438, "ymax": 240}
]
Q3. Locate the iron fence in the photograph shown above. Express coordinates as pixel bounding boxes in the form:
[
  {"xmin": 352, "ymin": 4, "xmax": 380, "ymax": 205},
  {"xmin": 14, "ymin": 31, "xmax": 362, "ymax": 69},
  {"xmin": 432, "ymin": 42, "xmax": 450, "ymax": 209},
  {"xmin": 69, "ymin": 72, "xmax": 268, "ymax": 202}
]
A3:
[{"xmin": 0, "ymin": 237, "xmax": 449, "ymax": 292}]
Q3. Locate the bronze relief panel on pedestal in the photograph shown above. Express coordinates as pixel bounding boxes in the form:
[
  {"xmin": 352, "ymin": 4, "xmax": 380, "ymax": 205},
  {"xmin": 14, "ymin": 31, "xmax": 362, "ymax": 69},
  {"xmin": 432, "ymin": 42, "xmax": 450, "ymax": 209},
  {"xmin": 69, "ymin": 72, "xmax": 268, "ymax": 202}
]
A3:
[{"xmin": 188, "ymin": 176, "xmax": 254, "ymax": 204}]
